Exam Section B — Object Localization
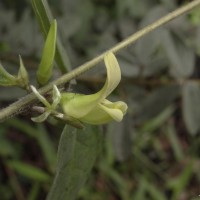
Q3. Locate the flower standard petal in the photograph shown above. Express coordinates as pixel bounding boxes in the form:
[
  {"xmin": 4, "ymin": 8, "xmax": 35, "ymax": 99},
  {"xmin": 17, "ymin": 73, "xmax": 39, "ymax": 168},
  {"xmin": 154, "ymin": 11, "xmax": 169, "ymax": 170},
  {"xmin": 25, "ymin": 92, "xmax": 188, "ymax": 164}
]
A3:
[
  {"xmin": 61, "ymin": 52, "xmax": 121, "ymax": 118},
  {"xmin": 100, "ymin": 52, "xmax": 121, "ymax": 98}
]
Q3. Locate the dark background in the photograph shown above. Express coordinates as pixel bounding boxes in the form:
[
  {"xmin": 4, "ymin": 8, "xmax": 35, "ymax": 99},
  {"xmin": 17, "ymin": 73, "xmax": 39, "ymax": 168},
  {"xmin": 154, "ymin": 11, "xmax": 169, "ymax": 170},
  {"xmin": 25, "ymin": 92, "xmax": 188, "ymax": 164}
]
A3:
[{"xmin": 0, "ymin": 0, "xmax": 200, "ymax": 199}]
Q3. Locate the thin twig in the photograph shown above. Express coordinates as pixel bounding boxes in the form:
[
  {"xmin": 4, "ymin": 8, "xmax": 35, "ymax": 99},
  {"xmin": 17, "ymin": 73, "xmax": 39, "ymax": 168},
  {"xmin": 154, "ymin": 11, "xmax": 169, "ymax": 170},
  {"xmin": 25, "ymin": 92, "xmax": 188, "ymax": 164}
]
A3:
[{"xmin": 0, "ymin": 0, "xmax": 200, "ymax": 121}]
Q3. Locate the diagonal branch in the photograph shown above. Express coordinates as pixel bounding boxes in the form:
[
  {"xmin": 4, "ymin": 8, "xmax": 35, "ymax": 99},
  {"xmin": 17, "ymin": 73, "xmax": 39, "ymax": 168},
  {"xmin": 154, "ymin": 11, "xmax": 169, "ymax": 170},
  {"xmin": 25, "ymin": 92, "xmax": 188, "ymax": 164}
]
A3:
[{"xmin": 1, "ymin": 0, "xmax": 200, "ymax": 122}]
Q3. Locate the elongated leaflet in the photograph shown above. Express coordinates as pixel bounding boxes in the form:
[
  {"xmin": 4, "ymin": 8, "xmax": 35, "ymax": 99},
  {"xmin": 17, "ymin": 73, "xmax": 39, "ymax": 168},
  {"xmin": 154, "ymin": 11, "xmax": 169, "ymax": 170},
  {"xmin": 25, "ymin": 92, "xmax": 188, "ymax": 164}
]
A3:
[{"xmin": 37, "ymin": 20, "xmax": 57, "ymax": 85}]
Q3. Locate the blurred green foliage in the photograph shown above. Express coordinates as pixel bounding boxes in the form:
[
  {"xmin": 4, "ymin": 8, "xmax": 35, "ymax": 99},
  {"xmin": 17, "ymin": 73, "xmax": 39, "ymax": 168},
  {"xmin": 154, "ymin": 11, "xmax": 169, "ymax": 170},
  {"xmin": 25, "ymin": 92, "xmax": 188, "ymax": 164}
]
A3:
[{"xmin": 1, "ymin": 0, "xmax": 200, "ymax": 199}]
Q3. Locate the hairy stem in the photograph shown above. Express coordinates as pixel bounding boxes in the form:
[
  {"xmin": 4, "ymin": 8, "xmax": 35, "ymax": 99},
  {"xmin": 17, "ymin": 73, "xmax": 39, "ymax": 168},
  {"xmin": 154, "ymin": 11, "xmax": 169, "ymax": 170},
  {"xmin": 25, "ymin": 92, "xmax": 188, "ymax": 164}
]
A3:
[{"xmin": 0, "ymin": 0, "xmax": 200, "ymax": 121}]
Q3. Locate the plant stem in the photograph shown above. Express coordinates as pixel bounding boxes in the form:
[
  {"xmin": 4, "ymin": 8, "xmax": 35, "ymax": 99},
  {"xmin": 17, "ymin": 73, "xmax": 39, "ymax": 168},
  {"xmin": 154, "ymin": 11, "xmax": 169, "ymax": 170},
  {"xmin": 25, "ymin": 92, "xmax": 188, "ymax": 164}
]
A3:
[{"xmin": 0, "ymin": 0, "xmax": 200, "ymax": 121}]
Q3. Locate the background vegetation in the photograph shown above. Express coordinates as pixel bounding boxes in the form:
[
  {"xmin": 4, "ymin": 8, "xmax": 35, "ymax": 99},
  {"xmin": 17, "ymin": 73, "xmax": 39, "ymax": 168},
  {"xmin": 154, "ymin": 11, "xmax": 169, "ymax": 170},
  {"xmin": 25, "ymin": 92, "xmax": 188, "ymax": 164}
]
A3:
[{"xmin": 0, "ymin": 0, "xmax": 200, "ymax": 199}]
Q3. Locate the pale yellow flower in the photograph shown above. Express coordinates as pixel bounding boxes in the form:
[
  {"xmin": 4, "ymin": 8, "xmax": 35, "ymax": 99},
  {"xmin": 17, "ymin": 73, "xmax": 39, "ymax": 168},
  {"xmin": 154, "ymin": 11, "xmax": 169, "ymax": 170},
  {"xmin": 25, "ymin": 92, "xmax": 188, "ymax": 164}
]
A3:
[{"xmin": 61, "ymin": 52, "xmax": 127, "ymax": 125}]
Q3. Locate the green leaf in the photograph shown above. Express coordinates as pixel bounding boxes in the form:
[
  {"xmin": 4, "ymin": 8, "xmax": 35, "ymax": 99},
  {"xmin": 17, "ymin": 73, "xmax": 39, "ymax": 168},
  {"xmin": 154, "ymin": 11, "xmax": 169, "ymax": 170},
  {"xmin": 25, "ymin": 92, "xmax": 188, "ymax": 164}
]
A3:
[
  {"xmin": 27, "ymin": 183, "xmax": 40, "ymax": 200},
  {"xmin": 0, "ymin": 135, "xmax": 16, "ymax": 157},
  {"xmin": 167, "ymin": 161, "xmax": 193, "ymax": 200},
  {"xmin": 0, "ymin": 58, "xmax": 29, "ymax": 89},
  {"xmin": 166, "ymin": 121, "xmax": 184, "ymax": 161},
  {"xmin": 134, "ymin": 85, "xmax": 180, "ymax": 124},
  {"xmin": 7, "ymin": 160, "xmax": 51, "ymax": 182},
  {"xmin": 0, "ymin": 63, "xmax": 17, "ymax": 86},
  {"xmin": 145, "ymin": 181, "xmax": 167, "ymax": 200},
  {"xmin": 37, "ymin": 20, "xmax": 57, "ymax": 85},
  {"xmin": 182, "ymin": 82, "xmax": 200, "ymax": 135},
  {"xmin": 99, "ymin": 162, "xmax": 130, "ymax": 200},
  {"xmin": 140, "ymin": 106, "xmax": 175, "ymax": 133},
  {"xmin": 47, "ymin": 124, "xmax": 102, "ymax": 200},
  {"xmin": 17, "ymin": 55, "xmax": 29, "ymax": 89},
  {"xmin": 161, "ymin": 30, "xmax": 195, "ymax": 78},
  {"xmin": 36, "ymin": 124, "xmax": 57, "ymax": 172},
  {"xmin": 189, "ymin": 7, "xmax": 200, "ymax": 25},
  {"xmin": 31, "ymin": 0, "xmax": 71, "ymax": 73}
]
